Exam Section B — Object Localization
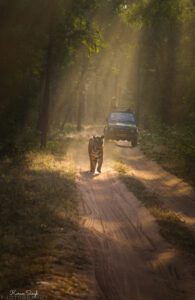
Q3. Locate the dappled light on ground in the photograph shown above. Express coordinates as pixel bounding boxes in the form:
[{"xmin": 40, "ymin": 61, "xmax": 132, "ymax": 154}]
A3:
[
  {"xmin": 0, "ymin": 128, "xmax": 195, "ymax": 299},
  {"xmin": 111, "ymin": 143, "xmax": 195, "ymax": 231},
  {"xmin": 0, "ymin": 0, "xmax": 195, "ymax": 297},
  {"xmin": 76, "ymin": 137, "xmax": 195, "ymax": 300},
  {"xmin": 78, "ymin": 169, "xmax": 195, "ymax": 300},
  {"xmin": 0, "ymin": 143, "xmax": 93, "ymax": 299}
]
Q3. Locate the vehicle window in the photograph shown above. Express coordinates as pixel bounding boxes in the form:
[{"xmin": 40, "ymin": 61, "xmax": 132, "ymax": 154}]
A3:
[{"xmin": 109, "ymin": 112, "xmax": 135, "ymax": 123}]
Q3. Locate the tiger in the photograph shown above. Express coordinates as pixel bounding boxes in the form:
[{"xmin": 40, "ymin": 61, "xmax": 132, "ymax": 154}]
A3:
[{"xmin": 88, "ymin": 135, "xmax": 104, "ymax": 173}]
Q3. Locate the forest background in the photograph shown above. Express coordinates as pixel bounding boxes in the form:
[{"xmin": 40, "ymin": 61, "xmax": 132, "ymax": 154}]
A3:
[
  {"xmin": 0, "ymin": 0, "xmax": 195, "ymax": 294},
  {"xmin": 0, "ymin": 0, "xmax": 195, "ymax": 182}
]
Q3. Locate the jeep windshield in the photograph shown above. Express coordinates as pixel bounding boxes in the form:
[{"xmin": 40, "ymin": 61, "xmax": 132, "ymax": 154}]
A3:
[{"xmin": 108, "ymin": 112, "xmax": 135, "ymax": 124}]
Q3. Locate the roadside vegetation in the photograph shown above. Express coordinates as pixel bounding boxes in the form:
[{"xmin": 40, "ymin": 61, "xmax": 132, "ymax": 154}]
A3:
[
  {"xmin": 114, "ymin": 162, "xmax": 195, "ymax": 260},
  {"xmin": 139, "ymin": 125, "xmax": 195, "ymax": 186},
  {"xmin": 0, "ymin": 134, "xmax": 89, "ymax": 299},
  {"xmin": 0, "ymin": 0, "xmax": 195, "ymax": 295}
]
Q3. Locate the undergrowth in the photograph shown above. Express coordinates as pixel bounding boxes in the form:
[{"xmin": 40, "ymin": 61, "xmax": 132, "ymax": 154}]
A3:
[
  {"xmin": 114, "ymin": 162, "xmax": 195, "ymax": 259},
  {"xmin": 139, "ymin": 125, "xmax": 195, "ymax": 186},
  {"xmin": 0, "ymin": 136, "xmax": 89, "ymax": 298}
]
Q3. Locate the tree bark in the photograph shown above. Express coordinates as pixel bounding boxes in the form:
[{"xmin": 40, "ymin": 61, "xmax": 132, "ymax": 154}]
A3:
[
  {"xmin": 77, "ymin": 52, "xmax": 87, "ymax": 131},
  {"xmin": 39, "ymin": 1, "xmax": 55, "ymax": 149},
  {"xmin": 161, "ymin": 23, "xmax": 178, "ymax": 125}
]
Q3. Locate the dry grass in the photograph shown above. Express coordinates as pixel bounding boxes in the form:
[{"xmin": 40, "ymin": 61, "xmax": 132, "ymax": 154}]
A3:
[
  {"xmin": 139, "ymin": 128, "xmax": 195, "ymax": 187},
  {"xmin": 114, "ymin": 161, "xmax": 195, "ymax": 259},
  {"xmin": 0, "ymin": 137, "xmax": 90, "ymax": 299}
]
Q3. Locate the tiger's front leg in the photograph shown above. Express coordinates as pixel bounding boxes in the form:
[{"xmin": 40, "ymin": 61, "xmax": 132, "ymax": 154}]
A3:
[
  {"xmin": 97, "ymin": 156, "xmax": 103, "ymax": 173},
  {"xmin": 90, "ymin": 157, "xmax": 96, "ymax": 173}
]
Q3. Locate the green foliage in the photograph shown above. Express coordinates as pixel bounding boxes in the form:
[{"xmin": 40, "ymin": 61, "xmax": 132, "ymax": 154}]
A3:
[
  {"xmin": 119, "ymin": 0, "xmax": 195, "ymax": 27},
  {"xmin": 0, "ymin": 0, "xmax": 195, "ymax": 155},
  {"xmin": 0, "ymin": 0, "xmax": 107, "ymax": 155},
  {"xmin": 140, "ymin": 125, "xmax": 195, "ymax": 185},
  {"xmin": 0, "ymin": 138, "xmax": 88, "ymax": 294},
  {"xmin": 118, "ymin": 0, "xmax": 195, "ymax": 130},
  {"xmin": 0, "ymin": 96, "xmax": 39, "ymax": 157}
]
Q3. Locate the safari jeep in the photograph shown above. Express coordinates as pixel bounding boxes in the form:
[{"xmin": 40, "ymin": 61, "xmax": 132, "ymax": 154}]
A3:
[{"xmin": 104, "ymin": 110, "xmax": 138, "ymax": 147}]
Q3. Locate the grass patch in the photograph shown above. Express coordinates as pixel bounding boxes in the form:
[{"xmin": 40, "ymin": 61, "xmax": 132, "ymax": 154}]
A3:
[
  {"xmin": 114, "ymin": 161, "xmax": 195, "ymax": 258},
  {"xmin": 139, "ymin": 126, "xmax": 195, "ymax": 186},
  {"xmin": 0, "ymin": 135, "xmax": 89, "ymax": 298}
]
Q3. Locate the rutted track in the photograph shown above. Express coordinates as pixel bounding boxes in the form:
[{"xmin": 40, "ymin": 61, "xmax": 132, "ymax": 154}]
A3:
[{"xmin": 71, "ymin": 138, "xmax": 195, "ymax": 300}]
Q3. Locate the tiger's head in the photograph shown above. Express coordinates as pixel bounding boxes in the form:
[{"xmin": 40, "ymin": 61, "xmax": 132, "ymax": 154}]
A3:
[{"xmin": 93, "ymin": 135, "xmax": 104, "ymax": 150}]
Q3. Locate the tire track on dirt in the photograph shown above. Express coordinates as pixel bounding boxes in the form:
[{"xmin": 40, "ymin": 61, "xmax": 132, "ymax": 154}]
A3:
[
  {"xmin": 67, "ymin": 136, "xmax": 195, "ymax": 300},
  {"xmin": 77, "ymin": 167, "xmax": 195, "ymax": 300},
  {"xmin": 112, "ymin": 143, "xmax": 195, "ymax": 231}
]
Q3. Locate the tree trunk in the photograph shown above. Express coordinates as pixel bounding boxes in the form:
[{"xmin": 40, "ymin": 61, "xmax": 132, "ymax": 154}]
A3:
[
  {"xmin": 77, "ymin": 86, "xmax": 86, "ymax": 131},
  {"xmin": 40, "ymin": 36, "xmax": 52, "ymax": 148},
  {"xmin": 161, "ymin": 22, "xmax": 178, "ymax": 125},
  {"xmin": 39, "ymin": 1, "xmax": 55, "ymax": 149},
  {"xmin": 135, "ymin": 48, "xmax": 144, "ymax": 126},
  {"xmin": 77, "ymin": 52, "xmax": 87, "ymax": 131}
]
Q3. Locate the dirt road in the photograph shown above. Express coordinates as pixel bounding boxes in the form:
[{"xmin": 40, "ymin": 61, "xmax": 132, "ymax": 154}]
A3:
[
  {"xmin": 112, "ymin": 142, "xmax": 195, "ymax": 231},
  {"xmin": 72, "ymin": 137, "xmax": 195, "ymax": 300}
]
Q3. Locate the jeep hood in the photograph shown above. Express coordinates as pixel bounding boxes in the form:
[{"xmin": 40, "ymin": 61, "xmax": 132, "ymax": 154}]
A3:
[{"xmin": 108, "ymin": 122, "xmax": 136, "ymax": 128}]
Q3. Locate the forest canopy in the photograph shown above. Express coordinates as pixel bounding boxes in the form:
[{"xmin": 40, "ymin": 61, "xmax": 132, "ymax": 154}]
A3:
[{"xmin": 0, "ymin": 0, "xmax": 195, "ymax": 155}]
